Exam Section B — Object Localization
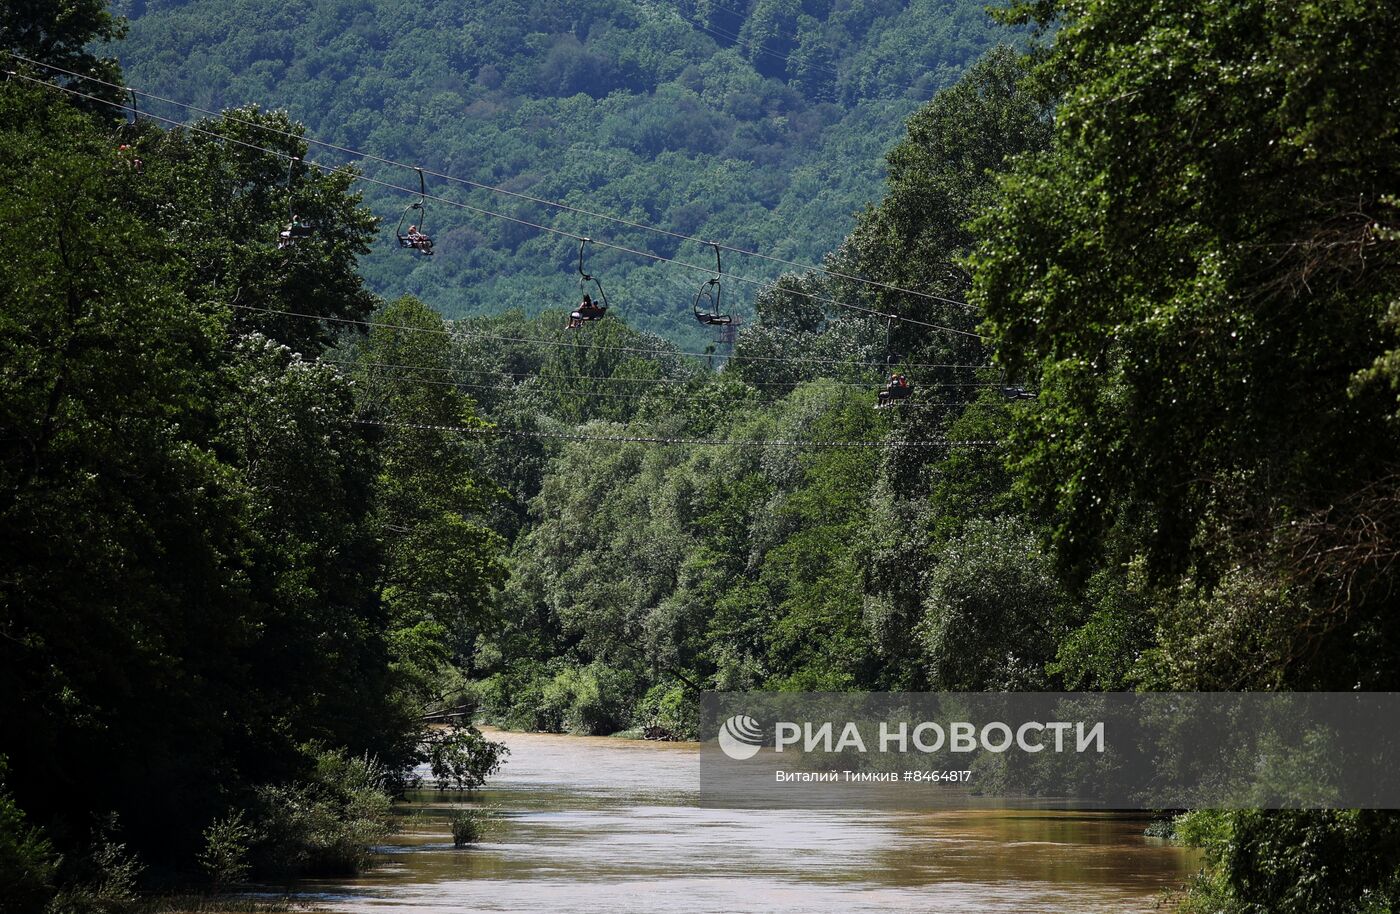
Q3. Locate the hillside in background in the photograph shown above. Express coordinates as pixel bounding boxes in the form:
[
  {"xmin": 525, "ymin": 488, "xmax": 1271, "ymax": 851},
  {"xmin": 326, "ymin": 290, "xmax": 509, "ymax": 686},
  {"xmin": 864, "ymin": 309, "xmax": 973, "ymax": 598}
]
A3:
[{"xmin": 115, "ymin": 0, "xmax": 1012, "ymax": 344}]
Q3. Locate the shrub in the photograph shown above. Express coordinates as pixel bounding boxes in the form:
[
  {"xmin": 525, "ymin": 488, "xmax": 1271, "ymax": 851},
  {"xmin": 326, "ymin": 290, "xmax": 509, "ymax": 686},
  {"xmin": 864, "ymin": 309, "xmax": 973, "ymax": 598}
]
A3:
[
  {"xmin": 1175, "ymin": 810, "xmax": 1400, "ymax": 914},
  {"xmin": 635, "ymin": 683, "xmax": 697, "ymax": 740},
  {"xmin": 1142, "ymin": 816, "xmax": 1177, "ymax": 840},
  {"xmin": 198, "ymin": 812, "xmax": 252, "ymax": 889},
  {"xmin": 473, "ymin": 662, "xmax": 566, "ymax": 731},
  {"xmin": 247, "ymin": 747, "xmax": 394, "ymax": 878},
  {"xmin": 424, "ymin": 725, "xmax": 509, "ymax": 791},
  {"xmin": 45, "ymin": 816, "xmax": 142, "ymax": 914},
  {"xmin": 541, "ymin": 663, "xmax": 637, "ymax": 735},
  {"xmin": 470, "ymin": 661, "xmax": 642, "ymax": 735},
  {"xmin": 449, "ymin": 810, "xmax": 486, "ymax": 847},
  {"xmin": 0, "ymin": 758, "xmax": 59, "ymax": 914}
]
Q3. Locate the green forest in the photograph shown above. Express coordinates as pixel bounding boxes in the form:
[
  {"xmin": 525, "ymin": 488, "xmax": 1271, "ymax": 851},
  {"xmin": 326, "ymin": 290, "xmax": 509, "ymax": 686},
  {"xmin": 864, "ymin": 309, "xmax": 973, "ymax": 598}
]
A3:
[
  {"xmin": 113, "ymin": 0, "xmax": 1017, "ymax": 345},
  {"xmin": 4, "ymin": 0, "xmax": 1400, "ymax": 913}
]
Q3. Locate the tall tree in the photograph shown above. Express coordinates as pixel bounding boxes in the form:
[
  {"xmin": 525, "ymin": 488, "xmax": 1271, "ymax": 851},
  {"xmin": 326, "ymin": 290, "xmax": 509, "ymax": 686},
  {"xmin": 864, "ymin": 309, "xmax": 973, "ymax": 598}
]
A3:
[
  {"xmin": 351, "ymin": 297, "xmax": 506, "ymax": 691},
  {"xmin": 972, "ymin": 2, "xmax": 1400, "ymax": 911},
  {"xmin": 124, "ymin": 107, "xmax": 379, "ymax": 355},
  {"xmin": 973, "ymin": 0, "xmax": 1400, "ymax": 682},
  {"xmin": 0, "ymin": 84, "xmax": 248, "ymax": 853},
  {"xmin": 0, "ymin": 0, "xmax": 126, "ymax": 102},
  {"xmin": 0, "ymin": 81, "xmax": 429, "ymax": 873}
]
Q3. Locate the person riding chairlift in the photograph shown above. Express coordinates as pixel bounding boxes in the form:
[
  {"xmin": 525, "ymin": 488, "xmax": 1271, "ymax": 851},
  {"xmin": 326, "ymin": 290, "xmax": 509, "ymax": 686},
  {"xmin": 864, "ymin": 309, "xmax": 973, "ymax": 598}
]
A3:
[
  {"xmin": 568, "ymin": 293, "xmax": 606, "ymax": 330},
  {"xmin": 116, "ymin": 144, "xmax": 143, "ymax": 171},
  {"xmin": 405, "ymin": 224, "xmax": 432, "ymax": 251},
  {"xmin": 278, "ymin": 214, "xmax": 299, "ymax": 249},
  {"xmin": 877, "ymin": 372, "xmax": 913, "ymax": 409},
  {"xmin": 279, "ymin": 213, "xmax": 312, "ymax": 250}
]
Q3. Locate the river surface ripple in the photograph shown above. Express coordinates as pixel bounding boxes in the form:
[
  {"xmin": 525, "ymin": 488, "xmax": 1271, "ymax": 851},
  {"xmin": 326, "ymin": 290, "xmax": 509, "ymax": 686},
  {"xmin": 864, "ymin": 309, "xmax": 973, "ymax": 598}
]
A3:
[{"xmin": 298, "ymin": 728, "xmax": 1198, "ymax": 913}]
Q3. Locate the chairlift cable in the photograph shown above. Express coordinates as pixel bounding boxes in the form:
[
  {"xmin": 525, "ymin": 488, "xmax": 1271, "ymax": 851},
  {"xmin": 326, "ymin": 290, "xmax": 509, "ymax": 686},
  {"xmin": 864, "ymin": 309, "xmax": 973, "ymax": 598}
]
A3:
[
  {"xmin": 340, "ymin": 362, "xmax": 996, "ymax": 406},
  {"xmin": 331, "ymin": 358, "xmax": 985, "ymax": 389},
  {"xmin": 233, "ymin": 304, "xmax": 995, "ymax": 373},
  {"xmin": 7, "ymin": 52, "xmax": 981, "ymax": 316},
  {"xmin": 352, "ymin": 418, "xmax": 998, "ymax": 450}
]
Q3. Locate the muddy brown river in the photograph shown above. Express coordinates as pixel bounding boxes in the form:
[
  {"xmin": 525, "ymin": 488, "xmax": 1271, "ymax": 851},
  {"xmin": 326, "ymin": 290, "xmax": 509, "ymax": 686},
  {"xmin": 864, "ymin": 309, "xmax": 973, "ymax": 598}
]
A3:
[{"xmin": 300, "ymin": 728, "xmax": 1198, "ymax": 913}]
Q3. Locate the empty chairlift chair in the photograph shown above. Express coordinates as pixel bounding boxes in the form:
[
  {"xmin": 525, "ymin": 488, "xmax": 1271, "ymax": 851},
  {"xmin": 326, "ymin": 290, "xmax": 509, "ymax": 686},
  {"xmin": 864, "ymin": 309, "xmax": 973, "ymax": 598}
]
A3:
[{"xmin": 693, "ymin": 242, "xmax": 733, "ymax": 327}]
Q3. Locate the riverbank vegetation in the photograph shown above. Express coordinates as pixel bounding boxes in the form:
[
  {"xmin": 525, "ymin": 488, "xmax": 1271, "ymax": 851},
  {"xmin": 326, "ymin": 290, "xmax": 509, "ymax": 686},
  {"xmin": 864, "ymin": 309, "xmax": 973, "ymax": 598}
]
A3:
[
  {"xmin": 4, "ymin": 0, "xmax": 1399, "ymax": 912},
  {"xmin": 0, "ymin": 3, "xmax": 508, "ymax": 906}
]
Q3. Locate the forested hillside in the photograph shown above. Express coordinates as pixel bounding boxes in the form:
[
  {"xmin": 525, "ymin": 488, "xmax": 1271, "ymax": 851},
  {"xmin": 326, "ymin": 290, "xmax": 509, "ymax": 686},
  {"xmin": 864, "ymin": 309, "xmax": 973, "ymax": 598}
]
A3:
[{"xmin": 115, "ymin": 0, "xmax": 1012, "ymax": 343}]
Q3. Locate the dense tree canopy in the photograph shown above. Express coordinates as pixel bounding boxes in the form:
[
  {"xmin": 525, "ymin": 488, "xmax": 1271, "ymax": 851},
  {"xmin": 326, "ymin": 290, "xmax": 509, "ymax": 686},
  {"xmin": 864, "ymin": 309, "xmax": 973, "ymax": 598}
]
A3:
[
  {"xmin": 969, "ymin": 1, "xmax": 1400, "ymax": 911},
  {"xmin": 115, "ymin": 0, "xmax": 1023, "ymax": 345},
  {"xmin": 0, "ymin": 0, "xmax": 126, "ymax": 94},
  {"xmin": 973, "ymin": 0, "xmax": 1400, "ymax": 687},
  {"xmin": 0, "ymin": 72, "xmax": 501, "ymax": 895}
]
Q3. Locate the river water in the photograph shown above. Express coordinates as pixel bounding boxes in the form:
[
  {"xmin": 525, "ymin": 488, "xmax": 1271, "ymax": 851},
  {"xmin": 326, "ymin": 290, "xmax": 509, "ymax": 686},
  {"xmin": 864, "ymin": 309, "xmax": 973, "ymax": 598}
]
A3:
[{"xmin": 301, "ymin": 728, "xmax": 1198, "ymax": 913}]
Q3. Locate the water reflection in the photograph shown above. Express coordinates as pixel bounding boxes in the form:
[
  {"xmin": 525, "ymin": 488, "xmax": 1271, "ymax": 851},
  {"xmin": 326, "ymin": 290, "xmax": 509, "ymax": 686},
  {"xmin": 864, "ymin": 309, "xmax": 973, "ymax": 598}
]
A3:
[{"xmin": 302, "ymin": 729, "xmax": 1198, "ymax": 913}]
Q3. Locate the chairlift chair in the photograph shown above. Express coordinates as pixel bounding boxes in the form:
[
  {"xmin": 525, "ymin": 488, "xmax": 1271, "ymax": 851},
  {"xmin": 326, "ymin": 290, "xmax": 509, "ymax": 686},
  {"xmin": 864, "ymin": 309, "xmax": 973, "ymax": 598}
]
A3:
[
  {"xmin": 567, "ymin": 238, "xmax": 611, "ymax": 329},
  {"xmin": 395, "ymin": 167, "xmax": 435, "ymax": 255},
  {"xmin": 693, "ymin": 242, "xmax": 733, "ymax": 326},
  {"xmin": 277, "ymin": 158, "xmax": 315, "ymax": 249}
]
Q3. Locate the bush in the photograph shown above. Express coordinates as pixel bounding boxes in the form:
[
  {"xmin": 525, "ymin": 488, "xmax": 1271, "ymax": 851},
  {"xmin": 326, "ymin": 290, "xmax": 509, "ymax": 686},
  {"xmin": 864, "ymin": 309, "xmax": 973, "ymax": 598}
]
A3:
[
  {"xmin": 0, "ymin": 758, "xmax": 59, "ymax": 914},
  {"xmin": 1142, "ymin": 815, "xmax": 1177, "ymax": 839},
  {"xmin": 424, "ymin": 726, "xmax": 509, "ymax": 791},
  {"xmin": 1175, "ymin": 810, "xmax": 1400, "ymax": 914},
  {"xmin": 543, "ymin": 663, "xmax": 638, "ymax": 735},
  {"xmin": 449, "ymin": 810, "xmax": 486, "ymax": 847},
  {"xmin": 45, "ymin": 817, "xmax": 142, "ymax": 914},
  {"xmin": 472, "ymin": 662, "xmax": 566, "ymax": 731},
  {"xmin": 246, "ymin": 747, "xmax": 394, "ymax": 879},
  {"xmin": 198, "ymin": 812, "xmax": 252, "ymax": 889},
  {"xmin": 472, "ymin": 661, "xmax": 641, "ymax": 735},
  {"xmin": 634, "ymin": 683, "xmax": 697, "ymax": 740}
]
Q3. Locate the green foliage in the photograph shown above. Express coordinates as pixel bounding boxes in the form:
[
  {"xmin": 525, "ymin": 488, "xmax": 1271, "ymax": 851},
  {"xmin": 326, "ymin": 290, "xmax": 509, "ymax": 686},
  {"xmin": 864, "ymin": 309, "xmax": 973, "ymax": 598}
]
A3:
[
  {"xmin": 0, "ymin": 759, "xmax": 59, "ymax": 914},
  {"xmin": 550, "ymin": 663, "xmax": 642, "ymax": 734},
  {"xmin": 636, "ymin": 683, "xmax": 697, "ymax": 740},
  {"xmin": 117, "ymin": 0, "xmax": 1022, "ymax": 344},
  {"xmin": 1176, "ymin": 810, "xmax": 1400, "ymax": 914},
  {"xmin": 972, "ymin": 0, "xmax": 1400, "ymax": 594},
  {"xmin": 1046, "ymin": 559, "xmax": 1156, "ymax": 691},
  {"xmin": 14, "ymin": 0, "xmax": 1399, "ymax": 906},
  {"xmin": 845, "ymin": 45, "xmax": 1049, "ymax": 334},
  {"xmin": 1, "ymin": 0, "xmax": 127, "ymax": 104},
  {"xmin": 197, "ymin": 813, "xmax": 252, "ymax": 890},
  {"xmin": 247, "ymin": 748, "xmax": 395, "ymax": 879},
  {"xmin": 46, "ymin": 818, "xmax": 143, "ymax": 914},
  {"xmin": 351, "ymin": 297, "xmax": 507, "ymax": 692},
  {"xmin": 919, "ymin": 516, "xmax": 1068, "ymax": 690},
  {"xmin": 967, "ymin": 0, "xmax": 1400, "ymax": 910},
  {"xmin": 1, "ymin": 83, "xmax": 256, "ymax": 859},
  {"xmin": 424, "ymin": 725, "xmax": 510, "ymax": 792},
  {"xmin": 0, "ymin": 42, "xmax": 502, "ymax": 898},
  {"xmin": 457, "ymin": 47, "xmax": 1056, "ymax": 727},
  {"xmin": 126, "ymin": 105, "xmax": 380, "ymax": 354},
  {"xmin": 449, "ymin": 810, "xmax": 486, "ymax": 848},
  {"xmin": 470, "ymin": 662, "xmax": 564, "ymax": 732},
  {"xmin": 471, "ymin": 661, "xmax": 642, "ymax": 735}
]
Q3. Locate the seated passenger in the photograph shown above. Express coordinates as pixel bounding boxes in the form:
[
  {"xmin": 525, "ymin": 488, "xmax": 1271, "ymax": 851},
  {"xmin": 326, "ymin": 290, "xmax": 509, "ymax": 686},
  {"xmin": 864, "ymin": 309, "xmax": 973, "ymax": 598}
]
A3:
[{"xmin": 569, "ymin": 294, "xmax": 604, "ymax": 329}]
